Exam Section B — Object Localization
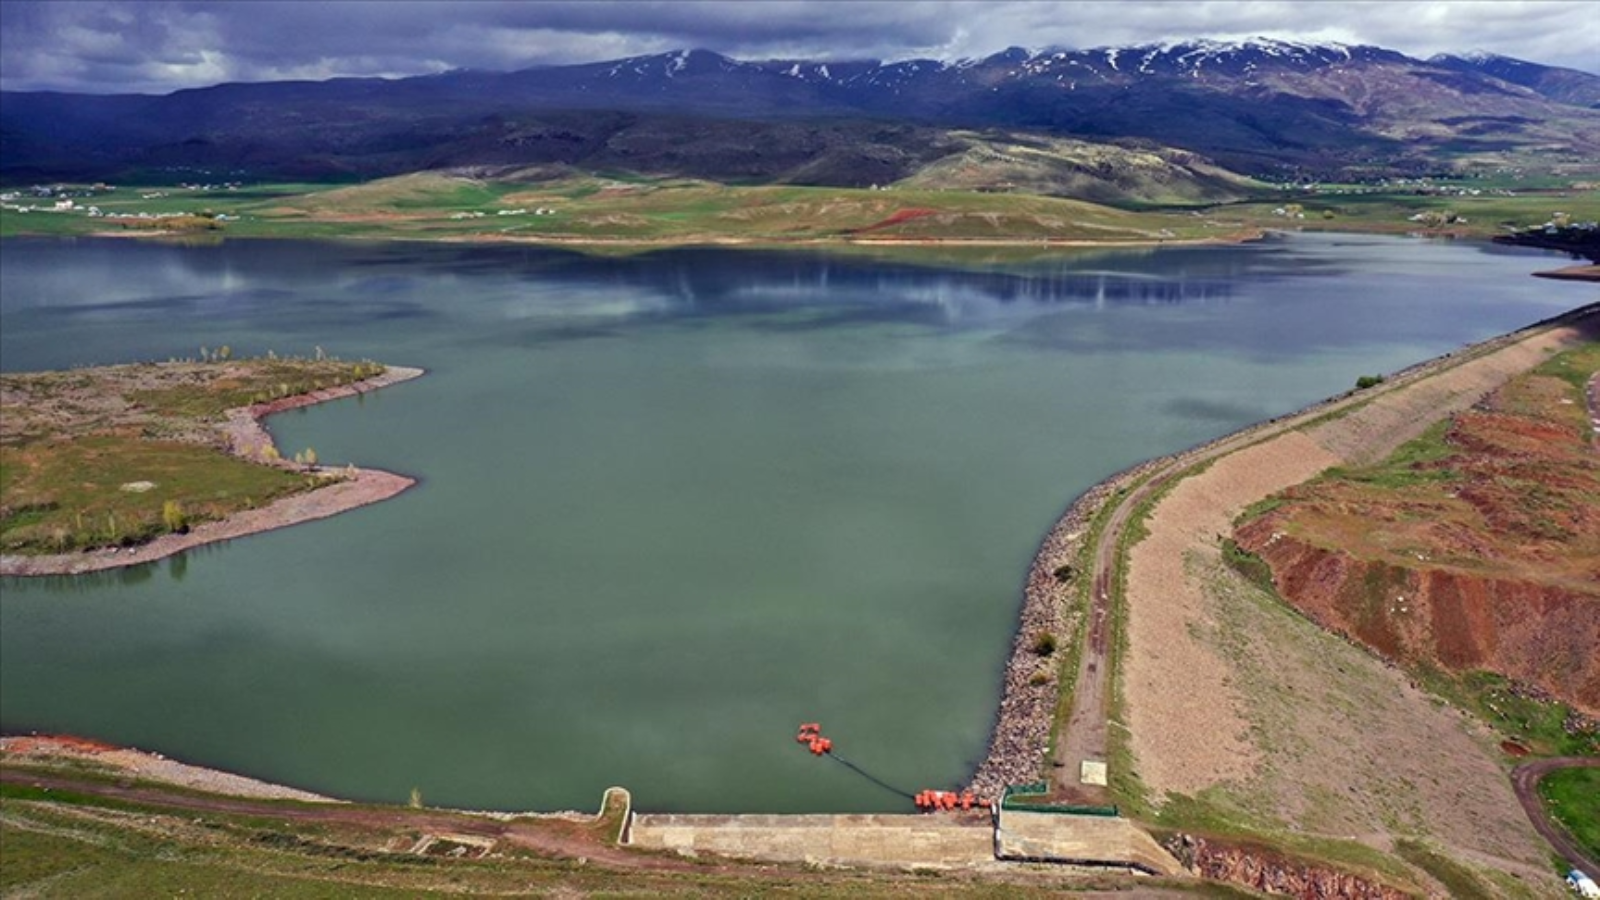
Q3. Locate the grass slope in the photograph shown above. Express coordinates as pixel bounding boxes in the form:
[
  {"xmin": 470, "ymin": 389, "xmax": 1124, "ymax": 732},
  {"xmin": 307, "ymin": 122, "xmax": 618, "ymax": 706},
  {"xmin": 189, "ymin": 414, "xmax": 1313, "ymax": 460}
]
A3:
[{"xmin": 0, "ymin": 770, "xmax": 1239, "ymax": 898}]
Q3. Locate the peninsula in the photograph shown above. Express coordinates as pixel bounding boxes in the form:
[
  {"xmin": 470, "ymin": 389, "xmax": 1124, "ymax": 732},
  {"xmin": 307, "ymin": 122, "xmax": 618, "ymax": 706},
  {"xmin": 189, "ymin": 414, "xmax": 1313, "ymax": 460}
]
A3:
[{"xmin": 0, "ymin": 356, "xmax": 422, "ymax": 576}]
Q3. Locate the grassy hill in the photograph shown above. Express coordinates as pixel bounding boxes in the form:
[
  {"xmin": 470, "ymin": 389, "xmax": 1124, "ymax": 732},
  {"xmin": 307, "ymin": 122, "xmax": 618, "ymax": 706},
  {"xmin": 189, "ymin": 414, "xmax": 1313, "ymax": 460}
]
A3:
[{"xmin": 1, "ymin": 171, "xmax": 1256, "ymax": 245}]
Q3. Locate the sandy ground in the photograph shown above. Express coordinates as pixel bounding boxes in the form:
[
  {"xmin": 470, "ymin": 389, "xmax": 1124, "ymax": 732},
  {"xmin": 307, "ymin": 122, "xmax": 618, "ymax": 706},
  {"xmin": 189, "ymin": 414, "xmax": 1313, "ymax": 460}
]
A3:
[
  {"xmin": 1124, "ymin": 432, "xmax": 1340, "ymax": 794},
  {"xmin": 1532, "ymin": 264, "xmax": 1600, "ymax": 283},
  {"xmin": 1119, "ymin": 309, "xmax": 1594, "ymax": 884},
  {"xmin": 1, "ymin": 735, "xmax": 336, "ymax": 802},
  {"xmin": 0, "ymin": 366, "xmax": 423, "ymax": 577}
]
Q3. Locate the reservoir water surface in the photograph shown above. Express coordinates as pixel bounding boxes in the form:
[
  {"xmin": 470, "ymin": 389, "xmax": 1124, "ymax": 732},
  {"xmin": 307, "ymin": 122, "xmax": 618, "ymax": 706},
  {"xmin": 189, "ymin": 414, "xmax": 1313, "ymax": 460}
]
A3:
[{"xmin": 0, "ymin": 234, "xmax": 1588, "ymax": 812}]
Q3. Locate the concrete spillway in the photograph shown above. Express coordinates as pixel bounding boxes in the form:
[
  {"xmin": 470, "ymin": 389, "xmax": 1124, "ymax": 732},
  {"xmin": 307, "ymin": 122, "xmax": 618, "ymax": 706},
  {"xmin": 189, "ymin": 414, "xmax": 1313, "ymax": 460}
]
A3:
[{"xmin": 625, "ymin": 804, "xmax": 1183, "ymax": 875}]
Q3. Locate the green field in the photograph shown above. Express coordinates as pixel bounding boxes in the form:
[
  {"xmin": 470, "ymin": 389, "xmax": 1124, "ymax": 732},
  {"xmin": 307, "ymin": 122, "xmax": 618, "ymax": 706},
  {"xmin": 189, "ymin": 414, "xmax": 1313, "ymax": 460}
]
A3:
[
  {"xmin": 0, "ymin": 357, "xmax": 379, "ymax": 554},
  {"xmin": 1214, "ymin": 185, "xmax": 1600, "ymax": 240},
  {"xmin": 6, "ymin": 170, "xmax": 1597, "ymax": 249},
  {"xmin": 1539, "ymin": 767, "xmax": 1600, "ymax": 862},
  {"xmin": 7, "ymin": 170, "xmax": 1597, "ymax": 251}
]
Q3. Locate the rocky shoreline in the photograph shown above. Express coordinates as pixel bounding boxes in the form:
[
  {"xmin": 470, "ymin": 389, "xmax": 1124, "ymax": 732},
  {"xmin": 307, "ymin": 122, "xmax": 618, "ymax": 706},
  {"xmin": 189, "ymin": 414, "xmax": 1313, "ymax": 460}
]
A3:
[
  {"xmin": 0, "ymin": 366, "xmax": 424, "ymax": 577},
  {"xmin": 964, "ymin": 458, "xmax": 1159, "ymax": 799}
]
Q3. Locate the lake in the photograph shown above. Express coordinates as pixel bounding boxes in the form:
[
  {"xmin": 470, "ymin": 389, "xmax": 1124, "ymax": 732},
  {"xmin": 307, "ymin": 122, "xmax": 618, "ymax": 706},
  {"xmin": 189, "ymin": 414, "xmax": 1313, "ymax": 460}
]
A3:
[{"xmin": 0, "ymin": 234, "xmax": 1587, "ymax": 813}]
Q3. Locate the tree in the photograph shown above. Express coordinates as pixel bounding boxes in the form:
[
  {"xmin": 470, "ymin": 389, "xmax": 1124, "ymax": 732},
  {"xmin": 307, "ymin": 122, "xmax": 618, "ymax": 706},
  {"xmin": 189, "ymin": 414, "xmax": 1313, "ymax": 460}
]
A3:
[{"xmin": 161, "ymin": 500, "xmax": 187, "ymax": 533}]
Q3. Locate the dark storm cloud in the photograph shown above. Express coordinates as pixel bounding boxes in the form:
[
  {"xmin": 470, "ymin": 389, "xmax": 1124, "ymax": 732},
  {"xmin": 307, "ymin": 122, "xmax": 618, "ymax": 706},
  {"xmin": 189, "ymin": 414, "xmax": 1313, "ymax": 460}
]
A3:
[{"xmin": 2, "ymin": 1, "xmax": 1595, "ymax": 94}]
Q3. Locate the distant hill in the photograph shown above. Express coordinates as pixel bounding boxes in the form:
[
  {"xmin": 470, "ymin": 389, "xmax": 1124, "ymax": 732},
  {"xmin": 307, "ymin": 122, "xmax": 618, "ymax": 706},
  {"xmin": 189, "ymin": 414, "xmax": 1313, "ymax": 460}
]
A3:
[
  {"xmin": 1430, "ymin": 52, "xmax": 1600, "ymax": 109},
  {"xmin": 3, "ymin": 38, "xmax": 1598, "ymax": 187}
]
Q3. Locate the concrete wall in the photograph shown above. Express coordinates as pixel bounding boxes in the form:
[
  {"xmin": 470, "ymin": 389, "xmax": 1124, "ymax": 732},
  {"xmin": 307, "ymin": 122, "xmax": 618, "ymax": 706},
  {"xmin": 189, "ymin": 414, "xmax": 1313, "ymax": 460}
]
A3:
[{"xmin": 628, "ymin": 812, "xmax": 995, "ymax": 869}]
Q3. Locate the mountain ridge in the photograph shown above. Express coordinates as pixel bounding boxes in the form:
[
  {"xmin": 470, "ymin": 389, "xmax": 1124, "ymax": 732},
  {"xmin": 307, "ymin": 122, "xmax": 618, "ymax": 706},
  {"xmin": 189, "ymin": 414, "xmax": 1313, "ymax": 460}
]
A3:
[{"xmin": 4, "ymin": 38, "xmax": 1598, "ymax": 186}]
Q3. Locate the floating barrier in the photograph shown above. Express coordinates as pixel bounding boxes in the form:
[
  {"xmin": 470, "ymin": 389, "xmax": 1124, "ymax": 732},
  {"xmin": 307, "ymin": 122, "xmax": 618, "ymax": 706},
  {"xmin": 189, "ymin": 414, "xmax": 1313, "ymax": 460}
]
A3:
[
  {"xmin": 795, "ymin": 721, "xmax": 991, "ymax": 810},
  {"xmin": 792, "ymin": 721, "xmax": 918, "ymax": 802},
  {"xmin": 912, "ymin": 789, "xmax": 987, "ymax": 812}
]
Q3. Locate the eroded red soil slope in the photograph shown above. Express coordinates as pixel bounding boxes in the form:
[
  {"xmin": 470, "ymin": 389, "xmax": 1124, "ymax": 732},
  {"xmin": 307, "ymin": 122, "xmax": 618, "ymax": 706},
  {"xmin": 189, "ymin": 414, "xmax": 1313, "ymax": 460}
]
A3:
[{"xmin": 1236, "ymin": 354, "xmax": 1600, "ymax": 714}]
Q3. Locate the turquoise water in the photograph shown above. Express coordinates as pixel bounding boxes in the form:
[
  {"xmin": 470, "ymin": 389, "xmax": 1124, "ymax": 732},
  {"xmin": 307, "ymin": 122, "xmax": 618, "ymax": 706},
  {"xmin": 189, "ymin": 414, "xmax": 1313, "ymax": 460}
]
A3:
[{"xmin": 0, "ymin": 234, "xmax": 1587, "ymax": 812}]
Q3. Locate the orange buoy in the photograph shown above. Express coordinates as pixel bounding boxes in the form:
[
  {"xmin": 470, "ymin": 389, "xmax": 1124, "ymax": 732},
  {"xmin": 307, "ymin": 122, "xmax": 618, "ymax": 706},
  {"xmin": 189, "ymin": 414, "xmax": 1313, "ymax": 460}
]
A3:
[
  {"xmin": 960, "ymin": 792, "xmax": 973, "ymax": 810},
  {"xmin": 819, "ymin": 738, "xmax": 832, "ymax": 753},
  {"xmin": 942, "ymin": 792, "xmax": 957, "ymax": 810}
]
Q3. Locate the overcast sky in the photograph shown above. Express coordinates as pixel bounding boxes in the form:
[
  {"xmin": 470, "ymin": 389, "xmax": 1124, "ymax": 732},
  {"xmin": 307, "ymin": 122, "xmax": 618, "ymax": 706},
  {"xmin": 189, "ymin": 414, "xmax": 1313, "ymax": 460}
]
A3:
[{"xmin": 2, "ymin": 0, "xmax": 1595, "ymax": 94}]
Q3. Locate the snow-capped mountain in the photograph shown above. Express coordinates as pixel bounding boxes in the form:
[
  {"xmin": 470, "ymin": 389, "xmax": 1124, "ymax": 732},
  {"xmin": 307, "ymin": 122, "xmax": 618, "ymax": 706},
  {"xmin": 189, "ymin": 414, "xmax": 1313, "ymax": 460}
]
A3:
[
  {"xmin": 4, "ymin": 38, "xmax": 1597, "ymax": 183},
  {"xmin": 1429, "ymin": 51, "xmax": 1600, "ymax": 108}
]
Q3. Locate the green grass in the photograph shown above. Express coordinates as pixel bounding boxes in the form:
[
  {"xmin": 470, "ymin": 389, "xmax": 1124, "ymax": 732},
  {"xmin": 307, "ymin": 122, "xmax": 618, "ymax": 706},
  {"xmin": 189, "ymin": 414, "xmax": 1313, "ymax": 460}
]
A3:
[
  {"xmin": 1219, "ymin": 539, "xmax": 1276, "ymax": 595},
  {"xmin": 1538, "ymin": 767, "xmax": 1600, "ymax": 861},
  {"xmin": 0, "ymin": 811, "xmax": 432, "ymax": 899},
  {"xmin": 1417, "ymin": 669, "xmax": 1600, "ymax": 758},
  {"xmin": 0, "ymin": 434, "xmax": 312, "ymax": 552},
  {"xmin": 2, "ymin": 174, "xmax": 1236, "ymax": 245},
  {"xmin": 1533, "ymin": 340, "xmax": 1600, "ymax": 393},
  {"xmin": 1216, "ymin": 187, "xmax": 1600, "ymax": 239},
  {"xmin": 1, "ymin": 357, "xmax": 384, "ymax": 555},
  {"xmin": 0, "ymin": 778, "xmax": 1242, "ymax": 898},
  {"xmin": 1316, "ymin": 418, "xmax": 1459, "ymax": 490},
  {"xmin": 127, "ymin": 359, "xmax": 384, "ymax": 419},
  {"xmin": 1232, "ymin": 495, "xmax": 1285, "ymax": 526},
  {"xmin": 6, "ymin": 173, "xmax": 1597, "ymax": 249},
  {"xmin": 1393, "ymin": 839, "xmax": 1503, "ymax": 900}
]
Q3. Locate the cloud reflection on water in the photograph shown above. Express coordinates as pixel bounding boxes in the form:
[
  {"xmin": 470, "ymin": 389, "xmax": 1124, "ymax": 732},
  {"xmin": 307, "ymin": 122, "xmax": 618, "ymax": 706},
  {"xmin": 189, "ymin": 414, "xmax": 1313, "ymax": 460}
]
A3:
[{"xmin": 0, "ymin": 233, "xmax": 1579, "ymax": 374}]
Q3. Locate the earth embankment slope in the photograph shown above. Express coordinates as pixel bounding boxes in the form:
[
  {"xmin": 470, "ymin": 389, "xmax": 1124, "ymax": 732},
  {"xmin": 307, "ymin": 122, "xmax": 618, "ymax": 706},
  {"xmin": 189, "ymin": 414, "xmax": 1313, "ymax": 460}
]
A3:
[{"xmin": 1120, "ymin": 305, "xmax": 1597, "ymax": 890}]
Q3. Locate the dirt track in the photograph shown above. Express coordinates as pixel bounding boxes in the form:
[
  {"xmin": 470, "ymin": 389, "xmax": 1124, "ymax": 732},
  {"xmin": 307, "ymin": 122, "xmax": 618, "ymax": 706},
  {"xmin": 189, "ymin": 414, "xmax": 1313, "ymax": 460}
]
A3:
[{"xmin": 1512, "ymin": 757, "xmax": 1600, "ymax": 872}]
